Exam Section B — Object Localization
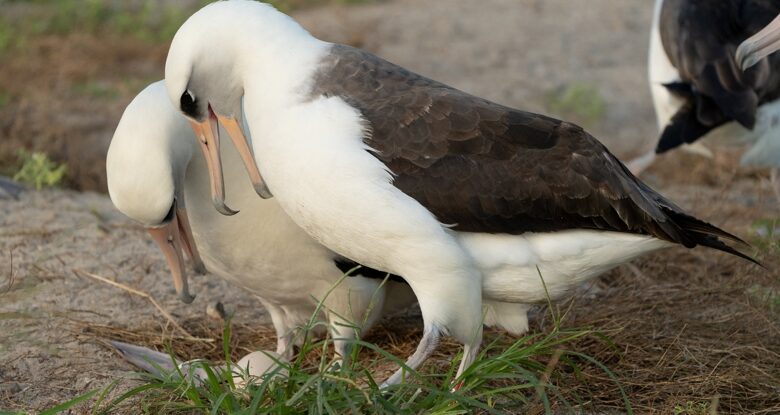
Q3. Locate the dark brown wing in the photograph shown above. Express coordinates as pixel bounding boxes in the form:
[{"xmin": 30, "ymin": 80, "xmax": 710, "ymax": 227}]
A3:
[
  {"xmin": 657, "ymin": 0, "xmax": 780, "ymax": 152},
  {"xmin": 309, "ymin": 44, "xmax": 753, "ymax": 261}
]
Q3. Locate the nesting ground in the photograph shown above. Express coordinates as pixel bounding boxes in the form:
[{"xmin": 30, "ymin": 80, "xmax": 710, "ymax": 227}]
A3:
[{"xmin": 1, "ymin": 0, "xmax": 779, "ymax": 413}]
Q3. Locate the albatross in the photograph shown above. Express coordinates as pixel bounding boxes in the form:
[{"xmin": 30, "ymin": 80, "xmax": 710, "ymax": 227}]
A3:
[
  {"xmin": 627, "ymin": 0, "xmax": 780, "ymax": 182},
  {"xmin": 737, "ymin": 11, "xmax": 780, "ymax": 198},
  {"xmin": 106, "ymin": 81, "xmax": 416, "ymax": 360},
  {"xmin": 163, "ymin": 0, "xmax": 758, "ymax": 387}
]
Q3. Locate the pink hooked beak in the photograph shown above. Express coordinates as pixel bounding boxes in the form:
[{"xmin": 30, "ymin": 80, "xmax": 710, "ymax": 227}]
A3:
[
  {"xmin": 187, "ymin": 105, "xmax": 272, "ymax": 216},
  {"xmin": 147, "ymin": 202, "xmax": 205, "ymax": 304}
]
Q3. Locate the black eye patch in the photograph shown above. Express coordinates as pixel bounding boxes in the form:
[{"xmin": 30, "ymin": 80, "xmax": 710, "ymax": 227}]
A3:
[{"xmin": 180, "ymin": 90, "xmax": 199, "ymax": 118}]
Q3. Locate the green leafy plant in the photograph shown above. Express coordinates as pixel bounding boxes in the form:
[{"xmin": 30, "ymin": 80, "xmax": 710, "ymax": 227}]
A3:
[
  {"xmin": 673, "ymin": 400, "xmax": 712, "ymax": 415},
  {"xmin": 13, "ymin": 151, "xmax": 67, "ymax": 190}
]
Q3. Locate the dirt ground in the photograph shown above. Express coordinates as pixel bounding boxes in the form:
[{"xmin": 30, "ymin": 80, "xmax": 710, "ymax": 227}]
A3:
[{"xmin": 1, "ymin": 0, "xmax": 779, "ymax": 413}]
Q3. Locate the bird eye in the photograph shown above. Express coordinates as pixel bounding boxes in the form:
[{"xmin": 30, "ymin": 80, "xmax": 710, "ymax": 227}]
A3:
[{"xmin": 180, "ymin": 89, "xmax": 198, "ymax": 118}]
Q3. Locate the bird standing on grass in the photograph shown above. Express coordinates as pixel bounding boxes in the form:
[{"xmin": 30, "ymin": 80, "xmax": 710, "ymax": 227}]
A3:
[
  {"xmin": 163, "ymin": 0, "xmax": 759, "ymax": 387},
  {"xmin": 106, "ymin": 81, "xmax": 416, "ymax": 361}
]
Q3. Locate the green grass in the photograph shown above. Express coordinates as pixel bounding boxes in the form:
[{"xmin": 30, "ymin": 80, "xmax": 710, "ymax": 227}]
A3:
[
  {"xmin": 0, "ymin": 17, "xmax": 12, "ymax": 55},
  {"xmin": 12, "ymin": 150, "xmax": 67, "ymax": 190},
  {"xmin": 72, "ymin": 80, "xmax": 120, "ymax": 99},
  {"xmin": 546, "ymin": 83, "xmax": 606, "ymax": 128},
  {"xmin": 0, "ymin": 91, "xmax": 9, "ymax": 109},
  {"xmin": 22, "ymin": 270, "xmax": 630, "ymax": 414},
  {"xmin": 0, "ymin": 0, "xmax": 212, "ymax": 47},
  {"xmin": 46, "ymin": 299, "xmax": 628, "ymax": 413},
  {"xmin": 64, "ymin": 326, "xmax": 624, "ymax": 414},
  {"xmin": 750, "ymin": 217, "xmax": 780, "ymax": 255},
  {"xmin": 673, "ymin": 399, "xmax": 713, "ymax": 415},
  {"xmin": 0, "ymin": 0, "xmax": 373, "ymax": 49}
]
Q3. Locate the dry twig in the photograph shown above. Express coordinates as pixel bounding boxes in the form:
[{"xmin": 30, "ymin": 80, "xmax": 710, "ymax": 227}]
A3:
[{"xmin": 73, "ymin": 269, "xmax": 196, "ymax": 339}]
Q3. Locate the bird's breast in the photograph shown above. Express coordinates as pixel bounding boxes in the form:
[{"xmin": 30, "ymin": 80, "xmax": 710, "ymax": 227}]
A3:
[{"xmin": 243, "ymin": 97, "xmax": 469, "ymax": 276}]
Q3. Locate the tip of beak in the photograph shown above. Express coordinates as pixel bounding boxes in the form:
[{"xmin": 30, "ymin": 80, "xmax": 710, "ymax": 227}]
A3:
[
  {"xmin": 213, "ymin": 198, "xmax": 239, "ymax": 216},
  {"xmin": 254, "ymin": 183, "xmax": 274, "ymax": 199},
  {"xmin": 736, "ymin": 44, "xmax": 757, "ymax": 71},
  {"xmin": 179, "ymin": 291, "xmax": 196, "ymax": 304},
  {"xmin": 741, "ymin": 55, "xmax": 760, "ymax": 71},
  {"xmin": 193, "ymin": 261, "xmax": 207, "ymax": 275}
]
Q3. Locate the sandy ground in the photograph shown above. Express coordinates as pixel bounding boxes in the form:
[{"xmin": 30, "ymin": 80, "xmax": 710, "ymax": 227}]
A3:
[
  {"xmin": 0, "ymin": 189, "xmax": 269, "ymax": 410},
  {"xmin": 1, "ymin": 0, "xmax": 779, "ymax": 413}
]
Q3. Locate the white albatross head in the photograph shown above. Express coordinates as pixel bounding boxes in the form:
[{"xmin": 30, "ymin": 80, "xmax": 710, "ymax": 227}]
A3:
[
  {"xmin": 737, "ymin": 13, "xmax": 780, "ymax": 70},
  {"xmin": 164, "ymin": 0, "xmax": 304, "ymax": 214},
  {"xmin": 107, "ymin": 81, "xmax": 206, "ymax": 303}
]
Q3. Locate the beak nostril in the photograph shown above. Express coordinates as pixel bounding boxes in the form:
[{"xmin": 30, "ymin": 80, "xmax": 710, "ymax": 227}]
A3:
[{"xmin": 148, "ymin": 220, "xmax": 196, "ymax": 304}]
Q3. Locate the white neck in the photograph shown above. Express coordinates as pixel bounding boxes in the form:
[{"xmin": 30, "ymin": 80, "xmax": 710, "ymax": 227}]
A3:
[{"xmin": 231, "ymin": 12, "xmax": 330, "ymax": 111}]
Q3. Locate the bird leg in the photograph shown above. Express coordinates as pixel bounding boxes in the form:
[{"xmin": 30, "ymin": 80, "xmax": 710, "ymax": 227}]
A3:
[
  {"xmin": 330, "ymin": 319, "xmax": 358, "ymax": 368},
  {"xmin": 266, "ymin": 308, "xmax": 296, "ymax": 360},
  {"xmin": 380, "ymin": 324, "xmax": 441, "ymax": 387},
  {"xmin": 451, "ymin": 340, "xmax": 481, "ymax": 391},
  {"xmin": 276, "ymin": 333, "xmax": 294, "ymax": 361}
]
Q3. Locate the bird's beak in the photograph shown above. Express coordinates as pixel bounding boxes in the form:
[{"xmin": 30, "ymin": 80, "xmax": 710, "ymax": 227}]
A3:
[
  {"xmin": 189, "ymin": 106, "xmax": 239, "ymax": 216},
  {"xmin": 216, "ymin": 115, "xmax": 273, "ymax": 199},
  {"xmin": 147, "ymin": 206, "xmax": 197, "ymax": 304},
  {"xmin": 737, "ymin": 14, "xmax": 780, "ymax": 71},
  {"xmin": 175, "ymin": 205, "xmax": 207, "ymax": 275}
]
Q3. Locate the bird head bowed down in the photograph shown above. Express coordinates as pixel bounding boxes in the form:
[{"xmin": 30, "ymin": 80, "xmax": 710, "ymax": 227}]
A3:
[
  {"xmin": 107, "ymin": 82, "xmax": 207, "ymax": 303},
  {"xmin": 165, "ymin": 1, "xmax": 276, "ymax": 215}
]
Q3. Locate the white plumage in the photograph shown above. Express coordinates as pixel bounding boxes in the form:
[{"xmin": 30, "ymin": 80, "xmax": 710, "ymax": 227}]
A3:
[
  {"xmin": 106, "ymin": 81, "xmax": 416, "ymax": 360},
  {"xmin": 162, "ymin": 1, "xmax": 752, "ymax": 387}
]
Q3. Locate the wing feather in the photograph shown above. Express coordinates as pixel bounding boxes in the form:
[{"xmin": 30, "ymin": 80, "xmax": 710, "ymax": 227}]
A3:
[{"xmin": 307, "ymin": 44, "xmax": 755, "ymax": 262}]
